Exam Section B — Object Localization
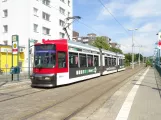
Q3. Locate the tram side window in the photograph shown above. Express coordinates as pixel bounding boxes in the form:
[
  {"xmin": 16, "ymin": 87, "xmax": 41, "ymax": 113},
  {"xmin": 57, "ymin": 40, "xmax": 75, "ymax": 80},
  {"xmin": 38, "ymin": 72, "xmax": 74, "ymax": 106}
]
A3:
[
  {"xmin": 105, "ymin": 57, "xmax": 108, "ymax": 66},
  {"xmin": 58, "ymin": 52, "xmax": 66, "ymax": 68},
  {"xmin": 69, "ymin": 52, "xmax": 78, "ymax": 68},
  {"xmin": 109, "ymin": 58, "xmax": 111, "ymax": 67},
  {"xmin": 79, "ymin": 54, "xmax": 87, "ymax": 67},
  {"xmin": 113, "ymin": 58, "xmax": 116, "ymax": 66},
  {"xmin": 94, "ymin": 55, "xmax": 99, "ymax": 67},
  {"xmin": 123, "ymin": 59, "xmax": 125, "ymax": 66},
  {"xmin": 88, "ymin": 55, "xmax": 93, "ymax": 67},
  {"xmin": 107, "ymin": 57, "xmax": 110, "ymax": 67},
  {"xmin": 112, "ymin": 58, "xmax": 114, "ymax": 66}
]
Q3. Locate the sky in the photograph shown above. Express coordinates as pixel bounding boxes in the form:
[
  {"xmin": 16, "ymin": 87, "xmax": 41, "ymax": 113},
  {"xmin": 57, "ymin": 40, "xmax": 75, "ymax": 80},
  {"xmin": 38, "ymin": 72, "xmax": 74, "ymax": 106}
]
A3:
[{"xmin": 73, "ymin": 0, "xmax": 161, "ymax": 56}]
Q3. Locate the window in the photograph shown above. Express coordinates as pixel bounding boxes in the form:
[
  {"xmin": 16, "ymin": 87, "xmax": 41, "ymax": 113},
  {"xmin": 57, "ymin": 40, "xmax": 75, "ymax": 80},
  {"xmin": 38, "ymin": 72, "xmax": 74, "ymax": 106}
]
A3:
[
  {"xmin": 3, "ymin": 25, "xmax": 8, "ymax": 33},
  {"xmin": 113, "ymin": 58, "xmax": 116, "ymax": 66},
  {"xmin": 94, "ymin": 55, "xmax": 99, "ymax": 67},
  {"xmin": 69, "ymin": 52, "xmax": 78, "ymax": 68},
  {"xmin": 59, "ymin": 7, "xmax": 65, "ymax": 15},
  {"xmin": 68, "ymin": 12, "xmax": 70, "ymax": 17},
  {"xmin": 60, "ymin": 0, "xmax": 65, "ymax": 3},
  {"xmin": 58, "ymin": 52, "xmax": 66, "ymax": 68},
  {"xmin": 109, "ymin": 58, "xmax": 112, "ymax": 67},
  {"xmin": 42, "ymin": 12, "xmax": 50, "ymax": 21},
  {"xmin": 68, "ymin": 0, "xmax": 70, "ymax": 6},
  {"xmin": 79, "ymin": 54, "xmax": 87, "ymax": 67},
  {"xmin": 33, "ymin": 8, "xmax": 38, "ymax": 16},
  {"xmin": 2, "ymin": 0, "xmax": 7, "ymax": 2},
  {"xmin": 105, "ymin": 57, "xmax": 108, "ymax": 66},
  {"xmin": 42, "ymin": 0, "xmax": 50, "ymax": 6},
  {"xmin": 3, "ymin": 9, "xmax": 8, "ymax": 17},
  {"xmin": 107, "ymin": 57, "xmax": 110, "ymax": 67},
  {"xmin": 87, "ymin": 55, "xmax": 93, "ymax": 67},
  {"xmin": 42, "ymin": 27, "xmax": 50, "ymax": 35},
  {"xmin": 59, "ymin": 32, "xmax": 65, "ymax": 38},
  {"xmin": 59, "ymin": 19, "xmax": 65, "ymax": 27},
  {"xmin": 33, "ymin": 24, "xmax": 38, "ymax": 32}
]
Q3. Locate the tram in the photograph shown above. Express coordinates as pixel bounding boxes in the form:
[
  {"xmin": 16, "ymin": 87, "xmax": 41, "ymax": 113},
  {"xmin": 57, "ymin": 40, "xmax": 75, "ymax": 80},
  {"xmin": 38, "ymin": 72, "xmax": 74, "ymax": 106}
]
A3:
[{"xmin": 30, "ymin": 39, "xmax": 125, "ymax": 87}]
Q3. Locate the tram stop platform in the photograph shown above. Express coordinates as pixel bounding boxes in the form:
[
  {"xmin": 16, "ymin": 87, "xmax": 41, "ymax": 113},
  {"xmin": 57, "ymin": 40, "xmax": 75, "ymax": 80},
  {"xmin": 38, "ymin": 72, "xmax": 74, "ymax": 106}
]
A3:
[{"xmin": 114, "ymin": 67, "xmax": 161, "ymax": 120}]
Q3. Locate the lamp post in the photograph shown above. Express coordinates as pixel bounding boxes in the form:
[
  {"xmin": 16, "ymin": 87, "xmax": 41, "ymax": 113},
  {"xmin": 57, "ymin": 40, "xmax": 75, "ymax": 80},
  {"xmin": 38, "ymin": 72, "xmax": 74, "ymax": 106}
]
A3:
[{"xmin": 128, "ymin": 28, "xmax": 138, "ymax": 69}]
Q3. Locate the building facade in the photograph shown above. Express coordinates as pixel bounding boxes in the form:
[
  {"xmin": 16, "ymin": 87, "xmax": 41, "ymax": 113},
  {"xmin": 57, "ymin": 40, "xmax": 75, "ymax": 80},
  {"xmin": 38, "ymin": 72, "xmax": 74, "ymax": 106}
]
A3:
[
  {"xmin": 0, "ymin": 0, "xmax": 73, "ymax": 69},
  {"xmin": 72, "ymin": 31, "xmax": 79, "ymax": 41}
]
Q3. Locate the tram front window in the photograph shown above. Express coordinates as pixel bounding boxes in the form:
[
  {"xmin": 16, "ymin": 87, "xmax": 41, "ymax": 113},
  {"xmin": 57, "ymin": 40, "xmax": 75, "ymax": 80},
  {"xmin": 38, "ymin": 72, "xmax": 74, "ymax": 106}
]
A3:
[{"xmin": 34, "ymin": 52, "xmax": 56, "ymax": 68}]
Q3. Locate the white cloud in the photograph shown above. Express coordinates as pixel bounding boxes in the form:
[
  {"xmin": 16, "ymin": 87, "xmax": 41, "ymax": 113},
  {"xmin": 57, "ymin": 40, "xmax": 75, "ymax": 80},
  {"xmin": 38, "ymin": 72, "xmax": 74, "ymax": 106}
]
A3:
[
  {"xmin": 125, "ymin": 0, "xmax": 161, "ymax": 18},
  {"xmin": 97, "ymin": 0, "xmax": 161, "ymax": 20}
]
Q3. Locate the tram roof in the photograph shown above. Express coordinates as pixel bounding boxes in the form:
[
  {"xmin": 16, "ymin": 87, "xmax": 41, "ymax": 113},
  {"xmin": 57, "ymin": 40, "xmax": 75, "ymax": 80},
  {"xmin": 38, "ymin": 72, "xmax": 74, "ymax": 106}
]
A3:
[
  {"xmin": 68, "ymin": 40, "xmax": 100, "ymax": 52},
  {"xmin": 68, "ymin": 40, "xmax": 124, "ymax": 57}
]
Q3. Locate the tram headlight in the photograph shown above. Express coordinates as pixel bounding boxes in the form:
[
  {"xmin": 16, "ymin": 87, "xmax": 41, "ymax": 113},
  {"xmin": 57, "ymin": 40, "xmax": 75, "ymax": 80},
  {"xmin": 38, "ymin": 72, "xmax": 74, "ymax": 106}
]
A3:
[{"xmin": 44, "ymin": 77, "xmax": 51, "ymax": 80}]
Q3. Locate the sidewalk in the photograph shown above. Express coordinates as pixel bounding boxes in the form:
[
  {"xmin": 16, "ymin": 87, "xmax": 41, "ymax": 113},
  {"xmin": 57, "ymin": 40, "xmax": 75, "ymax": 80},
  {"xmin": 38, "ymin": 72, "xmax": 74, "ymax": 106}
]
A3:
[{"xmin": 116, "ymin": 67, "xmax": 161, "ymax": 120}]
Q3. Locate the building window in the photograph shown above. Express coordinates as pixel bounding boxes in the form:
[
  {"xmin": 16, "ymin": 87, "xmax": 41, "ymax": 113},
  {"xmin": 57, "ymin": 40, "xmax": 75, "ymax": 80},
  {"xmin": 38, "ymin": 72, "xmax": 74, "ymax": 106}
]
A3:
[
  {"xmin": 59, "ymin": 7, "xmax": 65, "ymax": 15},
  {"xmin": 60, "ymin": 0, "xmax": 65, "ymax": 3},
  {"xmin": 42, "ymin": 0, "xmax": 50, "ymax": 6},
  {"xmin": 42, "ymin": 12, "xmax": 50, "ymax": 21},
  {"xmin": 59, "ymin": 19, "xmax": 65, "ymax": 27},
  {"xmin": 2, "ymin": 0, "xmax": 7, "ymax": 2},
  {"xmin": 59, "ymin": 32, "xmax": 65, "ymax": 38},
  {"xmin": 42, "ymin": 27, "xmax": 50, "ymax": 35},
  {"xmin": 58, "ymin": 52, "xmax": 66, "ymax": 68},
  {"xmin": 3, "ymin": 25, "xmax": 8, "ymax": 33},
  {"xmin": 68, "ymin": 12, "xmax": 70, "ymax": 17},
  {"xmin": 33, "ymin": 24, "xmax": 38, "ymax": 32},
  {"xmin": 68, "ymin": 0, "xmax": 70, "ymax": 6},
  {"xmin": 33, "ymin": 8, "xmax": 38, "ymax": 16},
  {"xmin": 3, "ymin": 9, "xmax": 8, "ymax": 18}
]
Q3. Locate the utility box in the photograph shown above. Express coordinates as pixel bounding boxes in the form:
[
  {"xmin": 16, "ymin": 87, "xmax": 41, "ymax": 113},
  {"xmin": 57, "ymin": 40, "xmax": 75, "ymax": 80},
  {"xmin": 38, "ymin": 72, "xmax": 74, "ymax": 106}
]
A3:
[{"xmin": 10, "ymin": 66, "xmax": 20, "ymax": 74}]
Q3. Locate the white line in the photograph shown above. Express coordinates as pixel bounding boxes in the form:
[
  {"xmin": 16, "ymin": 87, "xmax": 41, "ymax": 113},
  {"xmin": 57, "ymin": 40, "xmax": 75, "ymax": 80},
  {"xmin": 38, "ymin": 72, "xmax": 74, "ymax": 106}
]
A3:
[{"xmin": 115, "ymin": 67, "xmax": 149, "ymax": 120}]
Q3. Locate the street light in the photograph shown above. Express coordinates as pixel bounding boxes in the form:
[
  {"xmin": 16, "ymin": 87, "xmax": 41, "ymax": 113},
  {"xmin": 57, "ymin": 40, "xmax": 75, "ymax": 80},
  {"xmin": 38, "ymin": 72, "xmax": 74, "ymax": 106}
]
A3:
[{"xmin": 128, "ymin": 28, "xmax": 138, "ymax": 69}]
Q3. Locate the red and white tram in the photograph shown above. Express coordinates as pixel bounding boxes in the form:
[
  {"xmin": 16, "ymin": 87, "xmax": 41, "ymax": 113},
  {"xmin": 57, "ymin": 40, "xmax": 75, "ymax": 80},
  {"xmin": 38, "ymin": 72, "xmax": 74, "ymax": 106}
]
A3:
[{"xmin": 30, "ymin": 39, "xmax": 125, "ymax": 87}]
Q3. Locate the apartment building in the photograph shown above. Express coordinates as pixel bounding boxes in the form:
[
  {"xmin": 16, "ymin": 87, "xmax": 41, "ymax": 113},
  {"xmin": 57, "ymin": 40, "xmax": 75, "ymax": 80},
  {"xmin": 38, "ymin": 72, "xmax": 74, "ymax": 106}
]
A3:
[{"xmin": 0, "ymin": 0, "xmax": 73, "ymax": 69}]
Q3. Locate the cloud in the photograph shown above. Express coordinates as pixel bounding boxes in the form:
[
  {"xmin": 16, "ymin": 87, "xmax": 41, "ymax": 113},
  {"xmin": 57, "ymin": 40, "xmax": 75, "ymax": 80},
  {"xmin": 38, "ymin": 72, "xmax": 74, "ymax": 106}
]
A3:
[
  {"xmin": 97, "ymin": 0, "xmax": 161, "ymax": 20},
  {"xmin": 125, "ymin": 0, "xmax": 161, "ymax": 18}
]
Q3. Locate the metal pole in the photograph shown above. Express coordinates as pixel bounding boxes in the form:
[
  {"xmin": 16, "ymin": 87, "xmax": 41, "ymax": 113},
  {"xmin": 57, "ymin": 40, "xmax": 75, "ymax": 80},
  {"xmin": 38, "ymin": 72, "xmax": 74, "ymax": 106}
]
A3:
[
  {"xmin": 17, "ymin": 39, "xmax": 19, "ymax": 81},
  {"xmin": 6, "ymin": 50, "xmax": 8, "ymax": 81},
  {"xmin": 132, "ymin": 31, "xmax": 134, "ymax": 69},
  {"xmin": 11, "ymin": 41, "xmax": 13, "ymax": 81},
  {"xmin": 139, "ymin": 46, "xmax": 140, "ymax": 66},
  {"xmin": 28, "ymin": 39, "xmax": 30, "ymax": 79}
]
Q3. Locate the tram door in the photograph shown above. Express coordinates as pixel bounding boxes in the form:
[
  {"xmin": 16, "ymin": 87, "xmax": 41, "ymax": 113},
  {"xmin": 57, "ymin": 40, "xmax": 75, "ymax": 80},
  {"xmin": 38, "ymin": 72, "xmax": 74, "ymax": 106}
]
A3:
[{"xmin": 56, "ymin": 41, "xmax": 69, "ymax": 85}]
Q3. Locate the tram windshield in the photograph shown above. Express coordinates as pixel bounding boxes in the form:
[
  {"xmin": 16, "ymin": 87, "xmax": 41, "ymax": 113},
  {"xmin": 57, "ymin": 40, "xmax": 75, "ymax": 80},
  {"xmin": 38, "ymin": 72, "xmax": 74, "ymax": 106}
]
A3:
[{"xmin": 34, "ymin": 44, "xmax": 56, "ymax": 68}]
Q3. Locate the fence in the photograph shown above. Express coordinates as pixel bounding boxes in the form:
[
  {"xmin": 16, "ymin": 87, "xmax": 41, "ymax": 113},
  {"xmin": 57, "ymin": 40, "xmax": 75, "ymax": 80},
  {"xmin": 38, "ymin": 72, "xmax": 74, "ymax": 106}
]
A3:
[
  {"xmin": 155, "ymin": 64, "xmax": 161, "ymax": 76},
  {"xmin": 0, "ymin": 67, "xmax": 32, "ymax": 83}
]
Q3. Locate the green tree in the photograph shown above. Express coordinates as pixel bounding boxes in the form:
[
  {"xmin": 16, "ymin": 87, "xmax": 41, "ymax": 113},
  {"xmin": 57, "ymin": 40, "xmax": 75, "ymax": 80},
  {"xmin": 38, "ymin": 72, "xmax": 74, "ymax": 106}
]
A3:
[
  {"xmin": 90, "ymin": 36, "xmax": 110, "ymax": 50},
  {"xmin": 109, "ymin": 47, "xmax": 123, "ymax": 54}
]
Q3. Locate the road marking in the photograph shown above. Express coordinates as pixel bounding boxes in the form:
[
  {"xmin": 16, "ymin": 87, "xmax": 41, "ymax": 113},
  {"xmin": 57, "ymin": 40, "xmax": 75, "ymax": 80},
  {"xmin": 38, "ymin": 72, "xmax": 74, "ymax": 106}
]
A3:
[{"xmin": 115, "ymin": 67, "xmax": 149, "ymax": 120}]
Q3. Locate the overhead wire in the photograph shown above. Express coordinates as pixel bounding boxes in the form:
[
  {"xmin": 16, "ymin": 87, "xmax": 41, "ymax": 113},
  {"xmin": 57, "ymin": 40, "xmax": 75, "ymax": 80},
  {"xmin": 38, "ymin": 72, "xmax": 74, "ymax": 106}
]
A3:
[{"xmin": 97, "ymin": 0, "xmax": 130, "ymax": 36}]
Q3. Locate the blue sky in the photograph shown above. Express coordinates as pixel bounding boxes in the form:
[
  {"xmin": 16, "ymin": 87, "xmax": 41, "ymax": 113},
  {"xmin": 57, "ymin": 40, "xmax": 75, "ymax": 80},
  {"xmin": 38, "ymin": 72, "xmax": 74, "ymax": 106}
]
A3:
[{"xmin": 73, "ymin": 0, "xmax": 161, "ymax": 56}]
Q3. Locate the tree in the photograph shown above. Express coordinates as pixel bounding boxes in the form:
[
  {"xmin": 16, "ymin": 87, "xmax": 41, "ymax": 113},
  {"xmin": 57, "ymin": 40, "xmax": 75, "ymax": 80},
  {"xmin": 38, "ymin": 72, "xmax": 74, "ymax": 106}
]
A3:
[
  {"xmin": 109, "ymin": 47, "xmax": 123, "ymax": 54},
  {"xmin": 90, "ymin": 36, "xmax": 110, "ymax": 50}
]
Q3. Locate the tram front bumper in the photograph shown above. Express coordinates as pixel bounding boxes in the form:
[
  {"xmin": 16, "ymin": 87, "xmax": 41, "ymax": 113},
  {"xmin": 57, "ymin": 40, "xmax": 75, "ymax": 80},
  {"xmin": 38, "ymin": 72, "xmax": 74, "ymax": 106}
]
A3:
[{"xmin": 30, "ymin": 74, "xmax": 56, "ymax": 88}]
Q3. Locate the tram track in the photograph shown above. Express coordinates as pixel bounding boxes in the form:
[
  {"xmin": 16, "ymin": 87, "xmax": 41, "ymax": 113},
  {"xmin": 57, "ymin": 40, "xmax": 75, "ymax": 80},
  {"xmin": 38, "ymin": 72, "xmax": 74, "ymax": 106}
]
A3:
[
  {"xmin": 0, "ymin": 67, "xmax": 134, "ymax": 103},
  {"xmin": 0, "ymin": 89, "xmax": 46, "ymax": 102},
  {"xmin": 20, "ymin": 66, "xmax": 145, "ymax": 120},
  {"xmin": 63, "ymin": 68, "xmax": 146, "ymax": 120}
]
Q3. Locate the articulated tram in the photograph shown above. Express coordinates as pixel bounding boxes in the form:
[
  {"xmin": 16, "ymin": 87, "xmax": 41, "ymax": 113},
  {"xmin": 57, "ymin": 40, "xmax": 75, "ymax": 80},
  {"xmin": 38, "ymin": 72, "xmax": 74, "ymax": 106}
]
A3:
[{"xmin": 30, "ymin": 39, "xmax": 125, "ymax": 87}]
